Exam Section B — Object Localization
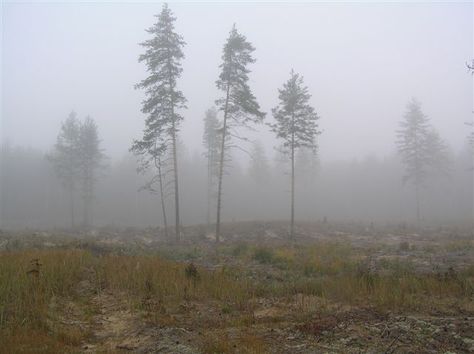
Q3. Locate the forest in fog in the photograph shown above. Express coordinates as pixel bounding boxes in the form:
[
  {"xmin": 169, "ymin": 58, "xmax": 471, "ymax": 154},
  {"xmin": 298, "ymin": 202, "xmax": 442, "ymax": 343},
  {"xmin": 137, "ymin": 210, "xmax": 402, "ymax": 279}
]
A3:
[
  {"xmin": 1, "ymin": 138, "xmax": 472, "ymax": 229},
  {"xmin": 2, "ymin": 3, "xmax": 474, "ymax": 353},
  {"xmin": 1, "ymin": 2, "xmax": 473, "ymax": 231}
]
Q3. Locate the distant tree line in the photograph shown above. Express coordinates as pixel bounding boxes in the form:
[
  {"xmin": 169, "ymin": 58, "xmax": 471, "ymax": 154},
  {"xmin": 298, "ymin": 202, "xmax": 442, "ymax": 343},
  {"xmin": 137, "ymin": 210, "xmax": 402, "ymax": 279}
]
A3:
[{"xmin": 1, "ymin": 139, "xmax": 472, "ymax": 229}]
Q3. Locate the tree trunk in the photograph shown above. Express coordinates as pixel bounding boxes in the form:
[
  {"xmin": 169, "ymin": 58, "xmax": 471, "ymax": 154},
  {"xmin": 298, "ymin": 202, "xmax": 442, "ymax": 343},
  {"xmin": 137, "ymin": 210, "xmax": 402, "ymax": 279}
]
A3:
[
  {"xmin": 82, "ymin": 167, "xmax": 93, "ymax": 229},
  {"xmin": 157, "ymin": 157, "xmax": 169, "ymax": 240},
  {"xmin": 215, "ymin": 83, "xmax": 231, "ymax": 244},
  {"xmin": 290, "ymin": 118, "xmax": 295, "ymax": 240},
  {"xmin": 415, "ymin": 180, "xmax": 420, "ymax": 226},
  {"xmin": 83, "ymin": 199, "xmax": 88, "ymax": 228},
  {"xmin": 207, "ymin": 149, "xmax": 212, "ymax": 229},
  {"xmin": 171, "ymin": 123, "xmax": 180, "ymax": 242},
  {"xmin": 167, "ymin": 67, "xmax": 181, "ymax": 242},
  {"xmin": 414, "ymin": 127, "xmax": 421, "ymax": 227},
  {"xmin": 82, "ymin": 174, "xmax": 89, "ymax": 228},
  {"xmin": 69, "ymin": 184, "xmax": 75, "ymax": 229}
]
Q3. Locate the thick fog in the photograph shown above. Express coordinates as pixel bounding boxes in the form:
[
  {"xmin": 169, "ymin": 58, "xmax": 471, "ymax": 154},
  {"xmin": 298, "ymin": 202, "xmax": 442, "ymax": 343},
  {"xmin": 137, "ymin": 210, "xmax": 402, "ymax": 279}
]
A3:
[{"xmin": 1, "ymin": 1, "xmax": 473, "ymax": 229}]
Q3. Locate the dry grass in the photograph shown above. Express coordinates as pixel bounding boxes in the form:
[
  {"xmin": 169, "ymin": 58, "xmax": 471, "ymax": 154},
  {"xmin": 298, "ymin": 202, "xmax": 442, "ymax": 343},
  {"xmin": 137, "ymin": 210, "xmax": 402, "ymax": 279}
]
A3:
[
  {"xmin": 97, "ymin": 255, "xmax": 253, "ymax": 308},
  {"xmin": 0, "ymin": 250, "xmax": 91, "ymax": 329},
  {"xmin": 238, "ymin": 242, "xmax": 474, "ymax": 312},
  {"xmin": 199, "ymin": 331, "xmax": 267, "ymax": 354},
  {"xmin": 0, "ymin": 329, "xmax": 75, "ymax": 354},
  {"xmin": 0, "ymin": 250, "xmax": 93, "ymax": 353},
  {"xmin": 0, "ymin": 249, "xmax": 254, "ymax": 352},
  {"xmin": 321, "ymin": 271, "xmax": 473, "ymax": 311},
  {"xmin": 1, "ymin": 238, "xmax": 473, "ymax": 352}
]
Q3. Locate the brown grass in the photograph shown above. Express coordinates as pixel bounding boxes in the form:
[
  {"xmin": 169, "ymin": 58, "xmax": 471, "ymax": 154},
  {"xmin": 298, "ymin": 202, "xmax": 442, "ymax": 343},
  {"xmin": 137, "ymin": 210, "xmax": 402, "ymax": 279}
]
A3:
[
  {"xmin": 241, "ymin": 242, "xmax": 474, "ymax": 312},
  {"xmin": 199, "ymin": 331, "xmax": 267, "ymax": 354},
  {"xmin": 0, "ymin": 250, "xmax": 91, "ymax": 329},
  {"xmin": 97, "ymin": 254, "xmax": 253, "ymax": 307},
  {"xmin": 0, "ymin": 250, "xmax": 93, "ymax": 353},
  {"xmin": 1, "ymin": 241, "xmax": 472, "ymax": 352}
]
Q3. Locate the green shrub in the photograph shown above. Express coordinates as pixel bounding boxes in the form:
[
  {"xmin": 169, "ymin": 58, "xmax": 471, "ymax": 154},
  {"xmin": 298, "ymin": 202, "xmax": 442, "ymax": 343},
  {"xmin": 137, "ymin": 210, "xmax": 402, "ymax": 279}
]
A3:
[{"xmin": 253, "ymin": 247, "xmax": 274, "ymax": 264}]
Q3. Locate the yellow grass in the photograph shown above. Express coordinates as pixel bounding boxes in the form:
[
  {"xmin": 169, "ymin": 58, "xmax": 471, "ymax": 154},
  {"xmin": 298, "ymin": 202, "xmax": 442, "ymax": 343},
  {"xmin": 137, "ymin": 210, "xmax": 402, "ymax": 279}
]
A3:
[{"xmin": 1, "ymin": 242, "xmax": 472, "ymax": 352}]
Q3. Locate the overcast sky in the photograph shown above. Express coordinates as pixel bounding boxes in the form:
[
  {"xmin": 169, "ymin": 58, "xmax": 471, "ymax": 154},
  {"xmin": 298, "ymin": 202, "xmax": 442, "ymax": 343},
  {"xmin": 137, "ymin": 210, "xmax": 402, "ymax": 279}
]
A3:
[{"xmin": 2, "ymin": 1, "xmax": 473, "ymax": 162}]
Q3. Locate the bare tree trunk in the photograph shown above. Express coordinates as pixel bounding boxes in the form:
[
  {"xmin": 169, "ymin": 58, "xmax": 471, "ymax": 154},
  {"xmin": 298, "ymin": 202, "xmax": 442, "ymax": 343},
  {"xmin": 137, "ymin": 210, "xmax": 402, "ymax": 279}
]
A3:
[
  {"xmin": 69, "ymin": 185, "xmax": 75, "ymax": 229},
  {"xmin": 215, "ymin": 83, "xmax": 231, "ymax": 244},
  {"xmin": 207, "ymin": 149, "xmax": 212, "ymax": 229},
  {"xmin": 83, "ymin": 198, "xmax": 88, "ymax": 228},
  {"xmin": 415, "ymin": 180, "xmax": 420, "ymax": 226},
  {"xmin": 82, "ymin": 174, "xmax": 89, "ymax": 228},
  {"xmin": 88, "ymin": 195, "xmax": 93, "ymax": 227},
  {"xmin": 290, "ymin": 118, "xmax": 295, "ymax": 240},
  {"xmin": 414, "ymin": 130, "xmax": 421, "ymax": 227},
  {"xmin": 168, "ymin": 68, "xmax": 181, "ymax": 242},
  {"xmin": 171, "ymin": 123, "xmax": 180, "ymax": 242},
  {"xmin": 82, "ymin": 168, "xmax": 94, "ymax": 229},
  {"xmin": 156, "ymin": 157, "xmax": 169, "ymax": 240}
]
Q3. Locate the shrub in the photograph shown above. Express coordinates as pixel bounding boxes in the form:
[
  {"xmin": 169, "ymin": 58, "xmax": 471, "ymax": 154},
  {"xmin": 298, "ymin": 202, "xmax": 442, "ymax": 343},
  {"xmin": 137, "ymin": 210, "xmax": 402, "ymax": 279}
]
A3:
[{"xmin": 253, "ymin": 248, "xmax": 274, "ymax": 264}]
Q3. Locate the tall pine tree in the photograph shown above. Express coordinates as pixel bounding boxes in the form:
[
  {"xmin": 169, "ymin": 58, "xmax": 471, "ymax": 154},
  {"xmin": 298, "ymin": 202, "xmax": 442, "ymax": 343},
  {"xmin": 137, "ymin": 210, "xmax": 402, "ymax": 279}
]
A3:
[
  {"xmin": 134, "ymin": 3, "xmax": 186, "ymax": 241},
  {"xmin": 214, "ymin": 25, "xmax": 265, "ymax": 243},
  {"xmin": 270, "ymin": 70, "xmax": 320, "ymax": 239}
]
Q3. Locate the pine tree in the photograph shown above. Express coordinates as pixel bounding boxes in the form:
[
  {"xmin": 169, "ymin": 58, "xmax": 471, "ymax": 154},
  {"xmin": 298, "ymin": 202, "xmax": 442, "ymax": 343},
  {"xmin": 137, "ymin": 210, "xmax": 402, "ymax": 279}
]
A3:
[
  {"xmin": 214, "ymin": 25, "xmax": 265, "ymax": 243},
  {"xmin": 77, "ymin": 117, "xmax": 105, "ymax": 227},
  {"xmin": 396, "ymin": 98, "xmax": 450, "ymax": 223},
  {"xmin": 202, "ymin": 107, "xmax": 220, "ymax": 228},
  {"xmin": 270, "ymin": 70, "xmax": 320, "ymax": 239},
  {"xmin": 135, "ymin": 3, "xmax": 186, "ymax": 242},
  {"xmin": 396, "ymin": 98, "xmax": 430, "ymax": 223},
  {"xmin": 47, "ymin": 111, "xmax": 80, "ymax": 228}
]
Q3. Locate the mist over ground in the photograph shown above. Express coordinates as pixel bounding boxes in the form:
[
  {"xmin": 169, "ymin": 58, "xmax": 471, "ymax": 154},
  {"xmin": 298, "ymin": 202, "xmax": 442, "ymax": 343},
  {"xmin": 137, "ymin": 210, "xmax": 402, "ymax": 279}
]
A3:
[
  {"xmin": 1, "ymin": 1, "xmax": 473, "ymax": 229},
  {"xmin": 2, "ymin": 3, "xmax": 474, "ymax": 353}
]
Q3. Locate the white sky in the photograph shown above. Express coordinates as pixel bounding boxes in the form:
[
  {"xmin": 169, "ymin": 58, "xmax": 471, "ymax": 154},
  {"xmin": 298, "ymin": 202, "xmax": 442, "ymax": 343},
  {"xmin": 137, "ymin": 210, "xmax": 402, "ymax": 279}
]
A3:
[{"xmin": 2, "ymin": 1, "xmax": 473, "ymax": 162}]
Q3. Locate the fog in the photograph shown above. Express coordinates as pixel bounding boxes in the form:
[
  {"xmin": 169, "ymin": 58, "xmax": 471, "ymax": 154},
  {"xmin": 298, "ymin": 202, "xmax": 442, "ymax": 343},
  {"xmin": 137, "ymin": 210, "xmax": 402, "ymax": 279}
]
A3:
[{"xmin": 1, "ymin": 1, "xmax": 473, "ymax": 229}]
